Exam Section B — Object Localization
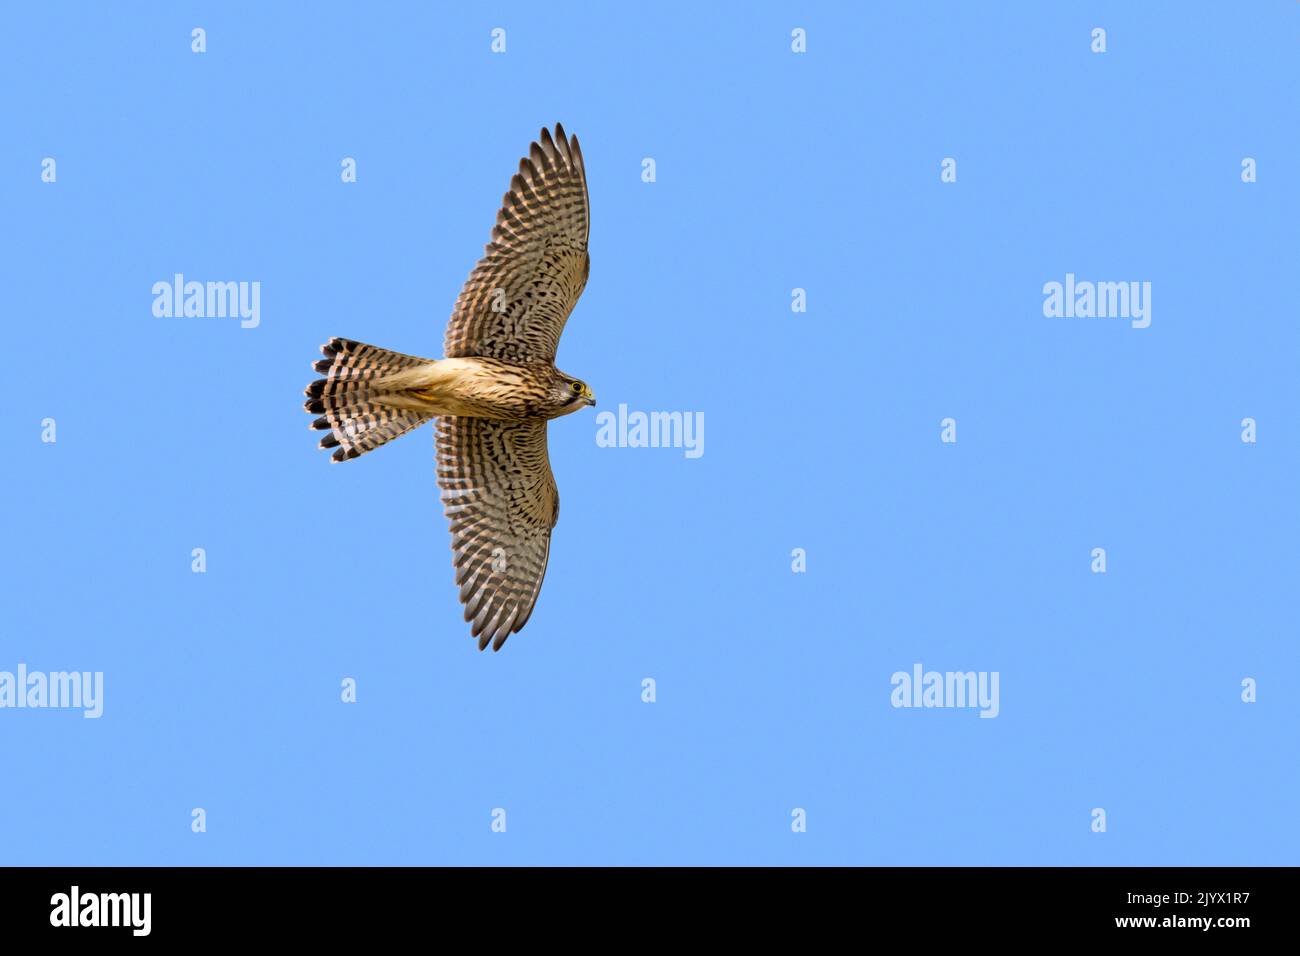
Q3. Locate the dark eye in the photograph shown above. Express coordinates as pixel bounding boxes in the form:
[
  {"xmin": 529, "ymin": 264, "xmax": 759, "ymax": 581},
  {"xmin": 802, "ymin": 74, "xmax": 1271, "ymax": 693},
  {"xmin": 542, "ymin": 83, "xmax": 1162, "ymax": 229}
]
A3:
[{"xmin": 571, "ymin": 381, "xmax": 583, "ymax": 393}]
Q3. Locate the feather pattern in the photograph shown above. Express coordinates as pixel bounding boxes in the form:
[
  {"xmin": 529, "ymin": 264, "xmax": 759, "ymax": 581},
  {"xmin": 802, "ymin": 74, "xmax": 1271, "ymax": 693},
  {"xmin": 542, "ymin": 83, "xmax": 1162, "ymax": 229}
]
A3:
[
  {"xmin": 436, "ymin": 416, "xmax": 558, "ymax": 651},
  {"xmin": 443, "ymin": 124, "xmax": 590, "ymax": 364},
  {"xmin": 303, "ymin": 337, "xmax": 432, "ymax": 462}
]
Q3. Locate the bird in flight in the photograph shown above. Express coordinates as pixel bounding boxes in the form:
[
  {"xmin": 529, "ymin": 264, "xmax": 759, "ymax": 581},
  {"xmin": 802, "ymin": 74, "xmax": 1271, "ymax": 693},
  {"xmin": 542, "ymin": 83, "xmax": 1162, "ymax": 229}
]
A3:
[{"xmin": 303, "ymin": 124, "xmax": 593, "ymax": 652}]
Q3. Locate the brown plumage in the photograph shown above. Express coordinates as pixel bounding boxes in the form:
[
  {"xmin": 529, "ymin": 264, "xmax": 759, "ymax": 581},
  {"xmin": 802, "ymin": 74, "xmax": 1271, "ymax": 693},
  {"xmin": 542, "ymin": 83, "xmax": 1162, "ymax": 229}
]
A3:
[{"xmin": 302, "ymin": 124, "xmax": 594, "ymax": 650}]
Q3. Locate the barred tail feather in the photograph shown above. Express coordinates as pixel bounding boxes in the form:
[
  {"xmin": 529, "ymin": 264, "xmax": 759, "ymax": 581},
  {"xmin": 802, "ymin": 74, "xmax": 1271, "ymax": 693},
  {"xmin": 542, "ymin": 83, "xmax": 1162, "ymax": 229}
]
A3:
[{"xmin": 304, "ymin": 337, "xmax": 432, "ymax": 462}]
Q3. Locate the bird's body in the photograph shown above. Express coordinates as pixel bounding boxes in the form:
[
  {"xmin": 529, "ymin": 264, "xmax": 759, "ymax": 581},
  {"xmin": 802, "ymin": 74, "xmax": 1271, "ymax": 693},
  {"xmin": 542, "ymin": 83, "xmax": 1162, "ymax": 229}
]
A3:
[
  {"xmin": 358, "ymin": 357, "xmax": 591, "ymax": 422},
  {"xmin": 302, "ymin": 124, "xmax": 594, "ymax": 651}
]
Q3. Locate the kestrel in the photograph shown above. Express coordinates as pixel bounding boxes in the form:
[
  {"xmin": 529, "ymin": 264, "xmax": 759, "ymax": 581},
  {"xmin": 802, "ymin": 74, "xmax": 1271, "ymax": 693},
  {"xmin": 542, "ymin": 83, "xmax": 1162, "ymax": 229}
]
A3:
[{"xmin": 303, "ymin": 124, "xmax": 593, "ymax": 651}]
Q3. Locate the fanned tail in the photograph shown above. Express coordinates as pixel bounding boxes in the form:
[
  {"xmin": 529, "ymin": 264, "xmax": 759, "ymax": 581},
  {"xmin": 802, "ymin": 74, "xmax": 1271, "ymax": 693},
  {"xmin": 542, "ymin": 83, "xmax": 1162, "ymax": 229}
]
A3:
[{"xmin": 304, "ymin": 337, "xmax": 433, "ymax": 462}]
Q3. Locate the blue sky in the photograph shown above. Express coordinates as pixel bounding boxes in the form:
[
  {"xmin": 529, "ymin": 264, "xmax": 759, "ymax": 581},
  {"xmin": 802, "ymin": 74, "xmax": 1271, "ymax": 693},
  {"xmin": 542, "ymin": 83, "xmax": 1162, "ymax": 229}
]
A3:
[{"xmin": 1, "ymin": 1, "xmax": 1296, "ymax": 865}]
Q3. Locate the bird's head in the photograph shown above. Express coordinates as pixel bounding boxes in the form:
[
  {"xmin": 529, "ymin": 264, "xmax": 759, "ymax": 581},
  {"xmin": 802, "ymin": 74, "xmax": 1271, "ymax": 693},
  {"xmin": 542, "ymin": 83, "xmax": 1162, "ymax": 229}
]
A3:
[{"xmin": 550, "ymin": 371, "xmax": 596, "ymax": 417}]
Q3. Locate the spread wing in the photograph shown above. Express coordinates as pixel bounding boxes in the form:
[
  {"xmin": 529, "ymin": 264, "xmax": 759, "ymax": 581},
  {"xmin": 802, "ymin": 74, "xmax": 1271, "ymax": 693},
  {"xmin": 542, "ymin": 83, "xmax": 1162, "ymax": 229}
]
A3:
[
  {"xmin": 443, "ymin": 124, "xmax": 590, "ymax": 364},
  {"xmin": 436, "ymin": 416, "xmax": 559, "ymax": 651}
]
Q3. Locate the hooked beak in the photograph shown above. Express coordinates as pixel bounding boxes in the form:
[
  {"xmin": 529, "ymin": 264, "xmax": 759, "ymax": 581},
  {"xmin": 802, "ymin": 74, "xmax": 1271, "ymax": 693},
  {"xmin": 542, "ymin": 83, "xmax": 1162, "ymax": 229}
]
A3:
[{"xmin": 584, "ymin": 387, "xmax": 596, "ymax": 407}]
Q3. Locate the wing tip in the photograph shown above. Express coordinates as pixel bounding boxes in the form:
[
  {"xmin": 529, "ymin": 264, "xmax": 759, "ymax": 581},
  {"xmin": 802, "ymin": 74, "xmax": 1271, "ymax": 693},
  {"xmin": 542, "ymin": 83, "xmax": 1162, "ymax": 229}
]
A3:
[{"xmin": 539, "ymin": 123, "xmax": 581, "ymax": 173}]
